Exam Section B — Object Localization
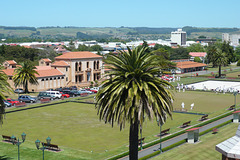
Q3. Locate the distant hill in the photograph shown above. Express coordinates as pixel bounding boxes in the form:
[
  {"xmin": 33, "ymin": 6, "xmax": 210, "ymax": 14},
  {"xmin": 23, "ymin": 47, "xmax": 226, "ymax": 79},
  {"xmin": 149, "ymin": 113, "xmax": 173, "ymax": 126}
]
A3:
[{"xmin": 0, "ymin": 26, "xmax": 239, "ymax": 42}]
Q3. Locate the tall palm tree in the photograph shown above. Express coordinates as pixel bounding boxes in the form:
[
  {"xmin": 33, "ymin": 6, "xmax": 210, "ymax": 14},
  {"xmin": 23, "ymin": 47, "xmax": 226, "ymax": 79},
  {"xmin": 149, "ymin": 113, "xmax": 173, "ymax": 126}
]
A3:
[
  {"xmin": 13, "ymin": 62, "xmax": 39, "ymax": 93},
  {"xmin": 96, "ymin": 47, "xmax": 174, "ymax": 159},
  {"xmin": 214, "ymin": 48, "xmax": 228, "ymax": 77},
  {"xmin": 0, "ymin": 67, "xmax": 13, "ymax": 124}
]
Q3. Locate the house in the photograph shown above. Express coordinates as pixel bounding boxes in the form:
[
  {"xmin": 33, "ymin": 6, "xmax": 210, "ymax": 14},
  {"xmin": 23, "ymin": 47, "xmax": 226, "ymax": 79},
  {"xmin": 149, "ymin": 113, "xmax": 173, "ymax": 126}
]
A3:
[
  {"xmin": 2, "ymin": 51, "xmax": 104, "ymax": 91},
  {"xmin": 172, "ymin": 60, "xmax": 207, "ymax": 74},
  {"xmin": 189, "ymin": 52, "xmax": 207, "ymax": 63}
]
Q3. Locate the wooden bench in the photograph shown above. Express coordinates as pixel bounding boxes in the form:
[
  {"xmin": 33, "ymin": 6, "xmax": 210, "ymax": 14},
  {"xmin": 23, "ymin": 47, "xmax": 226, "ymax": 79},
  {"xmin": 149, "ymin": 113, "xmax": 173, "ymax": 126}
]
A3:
[
  {"xmin": 2, "ymin": 135, "xmax": 16, "ymax": 142},
  {"xmin": 42, "ymin": 142, "xmax": 60, "ymax": 151},
  {"xmin": 159, "ymin": 128, "xmax": 170, "ymax": 136},
  {"xmin": 238, "ymin": 75, "xmax": 240, "ymax": 78},
  {"xmin": 199, "ymin": 114, "xmax": 208, "ymax": 121},
  {"xmin": 138, "ymin": 137, "xmax": 145, "ymax": 146},
  {"xmin": 180, "ymin": 121, "xmax": 191, "ymax": 128},
  {"xmin": 228, "ymin": 105, "xmax": 235, "ymax": 110},
  {"xmin": 212, "ymin": 128, "xmax": 218, "ymax": 134},
  {"xmin": 40, "ymin": 98, "xmax": 51, "ymax": 103},
  {"xmin": 15, "ymin": 102, "xmax": 26, "ymax": 107}
]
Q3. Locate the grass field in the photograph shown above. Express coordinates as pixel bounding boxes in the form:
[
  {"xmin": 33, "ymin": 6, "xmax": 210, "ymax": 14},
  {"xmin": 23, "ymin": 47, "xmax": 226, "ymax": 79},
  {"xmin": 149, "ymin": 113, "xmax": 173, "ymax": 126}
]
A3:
[
  {"xmin": 0, "ymin": 89, "xmax": 238, "ymax": 159},
  {"xmin": 152, "ymin": 122, "xmax": 239, "ymax": 160}
]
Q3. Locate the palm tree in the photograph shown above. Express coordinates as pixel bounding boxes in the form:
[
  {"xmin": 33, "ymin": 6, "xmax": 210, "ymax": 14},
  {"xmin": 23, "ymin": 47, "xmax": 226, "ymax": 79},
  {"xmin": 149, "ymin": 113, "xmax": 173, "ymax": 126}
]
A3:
[
  {"xmin": 0, "ymin": 67, "xmax": 13, "ymax": 124},
  {"xmin": 96, "ymin": 47, "xmax": 173, "ymax": 159},
  {"xmin": 13, "ymin": 62, "xmax": 39, "ymax": 93},
  {"xmin": 214, "ymin": 48, "xmax": 228, "ymax": 77}
]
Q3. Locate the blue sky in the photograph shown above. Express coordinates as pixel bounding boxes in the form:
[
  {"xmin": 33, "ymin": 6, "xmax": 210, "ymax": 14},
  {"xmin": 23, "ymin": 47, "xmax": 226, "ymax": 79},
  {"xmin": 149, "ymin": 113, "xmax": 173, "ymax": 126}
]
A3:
[{"xmin": 1, "ymin": 0, "xmax": 239, "ymax": 28}]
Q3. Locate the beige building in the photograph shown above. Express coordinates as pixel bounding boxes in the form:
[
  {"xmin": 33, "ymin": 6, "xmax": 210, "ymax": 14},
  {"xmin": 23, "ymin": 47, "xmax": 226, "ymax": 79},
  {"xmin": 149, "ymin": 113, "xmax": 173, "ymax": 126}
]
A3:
[{"xmin": 2, "ymin": 51, "xmax": 104, "ymax": 91}]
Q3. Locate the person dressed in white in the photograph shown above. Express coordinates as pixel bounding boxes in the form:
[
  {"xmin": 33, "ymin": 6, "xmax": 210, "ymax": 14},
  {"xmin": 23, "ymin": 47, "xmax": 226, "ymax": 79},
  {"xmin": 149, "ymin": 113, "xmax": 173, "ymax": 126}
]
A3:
[
  {"xmin": 190, "ymin": 103, "xmax": 194, "ymax": 110},
  {"xmin": 181, "ymin": 102, "xmax": 185, "ymax": 111}
]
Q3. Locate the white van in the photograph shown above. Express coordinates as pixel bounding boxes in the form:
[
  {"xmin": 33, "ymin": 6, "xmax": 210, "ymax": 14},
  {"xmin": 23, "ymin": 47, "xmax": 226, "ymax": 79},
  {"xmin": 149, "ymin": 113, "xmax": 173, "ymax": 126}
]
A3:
[{"xmin": 46, "ymin": 91, "xmax": 62, "ymax": 99}]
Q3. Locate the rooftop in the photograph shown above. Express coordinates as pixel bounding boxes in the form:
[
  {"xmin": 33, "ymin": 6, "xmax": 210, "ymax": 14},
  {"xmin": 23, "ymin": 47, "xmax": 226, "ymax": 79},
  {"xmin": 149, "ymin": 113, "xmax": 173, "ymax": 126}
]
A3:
[
  {"xmin": 51, "ymin": 61, "xmax": 70, "ymax": 67},
  {"xmin": 41, "ymin": 58, "xmax": 52, "ymax": 63},
  {"xmin": 6, "ymin": 60, "xmax": 17, "ymax": 65},
  {"xmin": 55, "ymin": 51, "xmax": 102, "ymax": 60},
  {"xmin": 175, "ymin": 61, "xmax": 207, "ymax": 69},
  {"xmin": 189, "ymin": 52, "xmax": 207, "ymax": 57}
]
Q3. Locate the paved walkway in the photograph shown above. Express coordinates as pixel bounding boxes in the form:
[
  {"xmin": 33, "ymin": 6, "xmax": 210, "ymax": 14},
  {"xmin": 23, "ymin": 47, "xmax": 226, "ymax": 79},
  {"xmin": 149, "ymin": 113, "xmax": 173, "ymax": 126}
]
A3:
[{"xmin": 119, "ymin": 114, "xmax": 233, "ymax": 160}]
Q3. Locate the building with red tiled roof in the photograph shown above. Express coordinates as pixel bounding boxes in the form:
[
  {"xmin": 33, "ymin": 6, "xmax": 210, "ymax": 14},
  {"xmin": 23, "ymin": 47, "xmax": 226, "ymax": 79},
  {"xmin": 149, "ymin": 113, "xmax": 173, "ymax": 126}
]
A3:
[
  {"xmin": 51, "ymin": 61, "xmax": 70, "ymax": 67},
  {"xmin": 3, "ymin": 60, "xmax": 17, "ymax": 69},
  {"xmin": 173, "ymin": 60, "xmax": 207, "ymax": 74},
  {"xmin": 55, "ymin": 51, "xmax": 102, "ymax": 60},
  {"xmin": 189, "ymin": 52, "xmax": 207, "ymax": 62}
]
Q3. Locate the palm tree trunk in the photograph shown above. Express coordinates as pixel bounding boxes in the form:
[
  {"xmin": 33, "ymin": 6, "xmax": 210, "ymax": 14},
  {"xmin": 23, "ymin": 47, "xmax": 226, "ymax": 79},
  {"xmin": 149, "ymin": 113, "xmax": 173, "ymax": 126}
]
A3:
[
  {"xmin": 25, "ymin": 81, "xmax": 29, "ymax": 93},
  {"xmin": 0, "ymin": 99, "xmax": 5, "ymax": 124},
  {"xmin": 129, "ymin": 116, "xmax": 139, "ymax": 160},
  {"xmin": 219, "ymin": 65, "xmax": 221, "ymax": 78}
]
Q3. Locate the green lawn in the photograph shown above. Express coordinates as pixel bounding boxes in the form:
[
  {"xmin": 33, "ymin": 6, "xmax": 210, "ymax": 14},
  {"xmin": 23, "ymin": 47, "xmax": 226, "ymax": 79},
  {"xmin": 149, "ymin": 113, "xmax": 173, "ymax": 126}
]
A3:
[
  {"xmin": 0, "ymin": 90, "xmax": 238, "ymax": 159},
  {"xmin": 152, "ymin": 123, "xmax": 239, "ymax": 160}
]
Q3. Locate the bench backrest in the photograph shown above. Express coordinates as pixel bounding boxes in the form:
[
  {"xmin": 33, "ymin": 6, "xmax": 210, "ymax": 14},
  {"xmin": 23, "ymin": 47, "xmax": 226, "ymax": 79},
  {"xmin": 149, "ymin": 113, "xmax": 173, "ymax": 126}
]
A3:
[
  {"xmin": 202, "ymin": 115, "xmax": 208, "ymax": 118},
  {"xmin": 50, "ymin": 144, "xmax": 59, "ymax": 148},
  {"xmin": 183, "ymin": 121, "xmax": 191, "ymax": 125},
  {"xmin": 15, "ymin": 102, "xmax": 26, "ymax": 106},
  {"xmin": 162, "ymin": 128, "xmax": 170, "ymax": 132},
  {"xmin": 2, "ymin": 135, "xmax": 16, "ymax": 140}
]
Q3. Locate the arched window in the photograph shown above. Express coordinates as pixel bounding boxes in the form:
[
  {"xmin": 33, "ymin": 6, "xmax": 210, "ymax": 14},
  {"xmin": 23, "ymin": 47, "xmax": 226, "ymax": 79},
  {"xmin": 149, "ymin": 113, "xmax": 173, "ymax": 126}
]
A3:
[
  {"xmin": 97, "ymin": 61, "xmax": 99, "ymax": 69},
  {"xmin": 94, "ymin": 61, "xmax": 96, "ymax": 70},
  {"xmin": 79, "ymin": 62, "xmax": 82, "ymax": 71},
  {"xmin": 75, "ymin": 62, "xmax": 78, "ymax": 71}
]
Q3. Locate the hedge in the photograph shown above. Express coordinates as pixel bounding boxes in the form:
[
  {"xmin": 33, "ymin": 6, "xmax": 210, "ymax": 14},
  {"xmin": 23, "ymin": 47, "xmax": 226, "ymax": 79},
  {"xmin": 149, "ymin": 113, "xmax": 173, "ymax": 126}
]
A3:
[{"xmin": 108, "ymin": 111, "xmax": 234, "ymax": 160}]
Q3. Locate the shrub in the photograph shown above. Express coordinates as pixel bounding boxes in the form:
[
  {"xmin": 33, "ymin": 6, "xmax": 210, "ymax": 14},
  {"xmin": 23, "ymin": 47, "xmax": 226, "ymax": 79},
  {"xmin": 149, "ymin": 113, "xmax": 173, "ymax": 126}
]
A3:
[{"xmin": 237, "ymin": 60, "xmax": 240, "ymax": 66}]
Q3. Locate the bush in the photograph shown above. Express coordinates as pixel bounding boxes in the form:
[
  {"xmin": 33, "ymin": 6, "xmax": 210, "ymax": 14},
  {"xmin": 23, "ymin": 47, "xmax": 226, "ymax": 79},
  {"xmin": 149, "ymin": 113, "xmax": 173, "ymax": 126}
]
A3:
[
  {"xmin": 237, "ymin": 60, "xmax": 240, "ymax": 66},
  {"xmin": 194, "ymin": 57, "xmax": 202, "ymax": 63}
]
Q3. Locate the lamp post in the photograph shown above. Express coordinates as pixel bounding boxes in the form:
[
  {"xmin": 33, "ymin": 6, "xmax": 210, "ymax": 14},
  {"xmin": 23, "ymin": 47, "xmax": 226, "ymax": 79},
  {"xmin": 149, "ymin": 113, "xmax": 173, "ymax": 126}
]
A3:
[
  {"xmin": 35, "ymin": 136, "xmax": 51, "ymax": 160},
  {"xmin": 11, "ymin": 132, "xmax": 26, "ymax": 160},
  {"xmin": 234, "ymin": 91, "xmax": 238, "ymax": 111},
  {"xmin": 157, "ymin": 120, "xmax": 162, "ymax": 152}
]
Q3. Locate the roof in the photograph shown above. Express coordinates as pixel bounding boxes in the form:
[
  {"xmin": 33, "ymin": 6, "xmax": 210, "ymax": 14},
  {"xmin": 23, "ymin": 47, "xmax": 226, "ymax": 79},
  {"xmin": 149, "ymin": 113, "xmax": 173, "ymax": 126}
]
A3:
[
  {"xmin": 36, "ymin": 69, "xmax": 64, "ymax": 78},
  {"xmin": 176, "ymin": 61, "xmax": 207, "ymax": 69},
  {"xmin": 41, "ymin": 58, "xmax": 52, "ymax": 63},
  {"xmin": 55, "ymin": 51, "xmax": 102, "ymax": 60},
  {"xmin": 35, "ymin": 66, "xmax": 51, "ymax": 70},
  {"xmin": 3, "ymin": 67, "xmax": 64, "ymax": 78},
  {"xmin": 6, "ymin": 60, "xmax": 17, "ymax": 65},
  {"xmin": 186, "ymin": 127, "xmax": 201, "ymax": 132},
  {"xmin": 51, "ymin": 61, "xmax": 70, "ymax": 67},
  {"xmin": 216, "ymin": 124, "xmax": 240, "ymax": 159},
  {"xmin": 189, "ymin": 52, "xmax": 207, "ymax": 57}
]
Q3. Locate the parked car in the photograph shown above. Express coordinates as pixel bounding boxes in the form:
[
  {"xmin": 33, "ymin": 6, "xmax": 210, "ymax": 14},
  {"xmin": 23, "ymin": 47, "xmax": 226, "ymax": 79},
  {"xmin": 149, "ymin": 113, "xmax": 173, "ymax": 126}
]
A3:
[
  {"xmin": 6, "ymin": 98, "xmax": 20, "ymax": 106},
  {"xmin": 14, "ymin": 88, "xmax": 24, "ymax": 94},
  {"xmin": 70, "ymin": 86, "xmax": 78, "ymax": 90},
  {"xmin": 45, "ymin": 91, "xmax": 62, "ymax": 99},
  {"xmin": 91, "ymin": 87, "xmax": 99, "ymax": 91},
  {"xmin": 78, "ymin": 89, "xmax": 92, "ymax": 94},
  {"xmin": 62, "ymin": 90, "xmax": 78, "ymax": 97},
  {"xmin": 37, "ymin": 92, "xmax": 54, "ymax": 100},
  {"xmin": 47, "ymin": 88, "xmax": 55, "ymax": 91},
  {"xmin": 69, "ymin": 90, "xmax": 81, "ymax": 96},
  {"xmin": 55, "ymin": 88, "xmax": 63, "ymax": 92},
  {"xmin": 18, "ymin": 95, "xmax": 37, "ymax": 103},
  {"xmin": 4, "ymin": 100, "xmax": 12, "ymax": 107},
  {"xmin": 60, "ymin": 92, "xmax": 70, "ymax": 98},
  {"xmin": 85, "ymin": 88, "xmax": 97, "ymax": 93}
]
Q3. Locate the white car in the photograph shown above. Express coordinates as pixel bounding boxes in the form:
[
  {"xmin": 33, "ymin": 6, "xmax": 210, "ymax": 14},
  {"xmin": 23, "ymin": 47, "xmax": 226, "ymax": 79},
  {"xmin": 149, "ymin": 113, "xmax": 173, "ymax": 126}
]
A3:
[
  {"xmin": 78, "ymin": 89, "xmax": 92, "ymax": 94},
  {"xmin": 46, "ymin": 91, "xmax": 62, "ymax": 99},
  {"xmin": 91, "ymin": 87, "xmax": 99, "ymax": 91}
]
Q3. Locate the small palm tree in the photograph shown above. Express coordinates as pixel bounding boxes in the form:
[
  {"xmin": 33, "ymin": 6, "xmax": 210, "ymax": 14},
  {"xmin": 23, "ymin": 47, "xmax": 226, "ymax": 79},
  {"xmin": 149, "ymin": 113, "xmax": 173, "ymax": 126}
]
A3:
[
  {"xmin": 96, "ymin": 47, "xmax": 173, "ymax": 159},
  {"xmin": 214, "ymin": 49, "xmax": 228, "ymax": 77},
  {"xmin": 13, "ymin": 62, "xmax": 39, "ymax": 93},
  {"xmin": 0, "ymin": 67, "xmax": 13, "ymax": 124}
]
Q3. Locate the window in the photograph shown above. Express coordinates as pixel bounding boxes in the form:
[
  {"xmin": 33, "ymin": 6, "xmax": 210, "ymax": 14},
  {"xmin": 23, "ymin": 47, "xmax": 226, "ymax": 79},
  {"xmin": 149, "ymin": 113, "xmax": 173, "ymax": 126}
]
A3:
[
  {"xmin": 50, "ymin": 78, "xmax": 52, "ymax": 80},
  {"xmin": 54, "ymin": 77, "xmax": 56, "ymax": 80},
  {"xmin": 41, "ymin": 79, "xmax": 44, "ymax": 81},
  {"xmin": 66, "ymin": 77, "xmax": 68, "ymax": 81},
  {"xmin": 46, "ymin": 63, "xmax": 49, "ymax": 66},
  {"xmin": 58, "ymin": 77, "xmax": 60, "ymax": 79},
  {"xmin": 9, "ymin": 77, "xmax": 12, "ymax": 80},
  {"xmin": 75, "ymin": 62, "xmax": 78, "ymax": 71},
  {"xmin": 46, "ymin": 78, "xmax": 48, "ymax": 80},
  {"xmin": 55, "ymin": 67, "xmax": 56, "ymax": 69},
  {"xmin": 66, "ymin": 67, "xmax": 68, "ymax": 72},
  {"xmin": 61, "ymin": 77, "xmax": 64, "ymax": 79},
  {"xmin": 87, "ymin": 62, "xmax": 89, "ymax": 68}
]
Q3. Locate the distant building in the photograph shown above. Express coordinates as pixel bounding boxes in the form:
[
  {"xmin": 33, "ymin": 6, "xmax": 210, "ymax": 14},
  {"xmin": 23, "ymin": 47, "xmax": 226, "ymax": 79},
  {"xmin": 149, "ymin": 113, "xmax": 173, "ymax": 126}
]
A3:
[
  {"xmin": 189, "ymin": 52, "xmax": 207, "ymax": 63},
  {"xmin": 172, "ymin": 59, "xmax": 207, "ymax": 74},
  {"xmin": 222, "ymin": 33, "xmax": 240, "ymax": 46},
  {"xmin": 2, "ymin": 51, "xmax": 104, "ymax": 91},
  {"xmin": 171, "ymin": 29, "xmax": 187, "ymax": 46}
]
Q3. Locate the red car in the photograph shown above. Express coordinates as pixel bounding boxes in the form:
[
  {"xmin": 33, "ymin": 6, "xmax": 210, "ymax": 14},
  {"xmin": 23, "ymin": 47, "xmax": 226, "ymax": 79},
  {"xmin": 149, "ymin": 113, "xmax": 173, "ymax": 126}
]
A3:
[
  {"xmin": 60, "ymin": 92, "xmax": 70, "ymax": 98},
  {"xmin": 7, "ymin": 98, "xmax": 20, "ymax": 106},
  {"xmin": 85, "ymin": 88, "xmax": 97, "ymax": 93}
]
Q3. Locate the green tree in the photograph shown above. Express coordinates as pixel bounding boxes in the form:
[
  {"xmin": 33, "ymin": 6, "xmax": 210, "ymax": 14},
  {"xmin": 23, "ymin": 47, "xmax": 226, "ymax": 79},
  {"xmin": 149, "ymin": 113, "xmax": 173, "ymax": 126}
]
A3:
[
  {"xmin": 0, "ymin": 67, "xmax": 13, "ymax": 124},
  {"xmin": 187, "ymin": 43, "xmax": 205, "ymax": 52},
  {"xmin": 235, "ymin": 46, "xmax": 240, "ymax": 61},
  {"xmin": 13, "ymin": 62, "xmax": 39, "ymax": 93},
  {"xmin": 214, "ymin": 49, "xmax": 228, "ymax": 77},
  {"xmin": 77, "ymin": 44, "xmax": 90, "ymax": 51},
  {"xmin": 90, "ymin": 45, "xmax": 103, "ymax": 52},
  {"xmin": 194, "ymin": 57, "xmax": 202, "ymax": 63},
  {"xmin": 170, "ymin": 47, "xmax": 189, "ymax": 60},
  {"xmin": 96, "ymin": 47, "xmax": 173, "ymax": 159}
]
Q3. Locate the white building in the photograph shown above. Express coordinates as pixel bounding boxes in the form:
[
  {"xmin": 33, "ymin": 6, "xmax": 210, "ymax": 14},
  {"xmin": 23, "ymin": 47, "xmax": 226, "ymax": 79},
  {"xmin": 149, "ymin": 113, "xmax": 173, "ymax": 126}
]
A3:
[
  {"xmin": 222, "ymin": 33, "xmax": 240, "ymax": 46},
  {"xmin": 171, "ymin": 29, "xmax": 187, "ymax": 46}
]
